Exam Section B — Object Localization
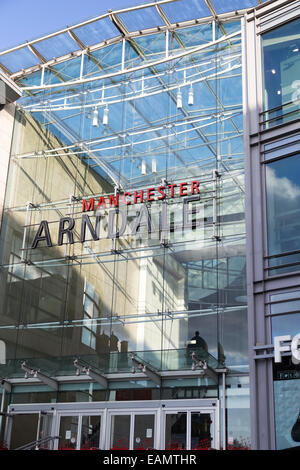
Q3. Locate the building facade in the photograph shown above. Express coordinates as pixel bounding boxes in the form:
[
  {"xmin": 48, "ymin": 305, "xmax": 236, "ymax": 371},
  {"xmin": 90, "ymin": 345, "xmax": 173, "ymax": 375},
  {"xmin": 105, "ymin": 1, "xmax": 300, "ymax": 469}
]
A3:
[{"xmin": 0, "ymin": 0, "xmax": 299, "ymax": 451}]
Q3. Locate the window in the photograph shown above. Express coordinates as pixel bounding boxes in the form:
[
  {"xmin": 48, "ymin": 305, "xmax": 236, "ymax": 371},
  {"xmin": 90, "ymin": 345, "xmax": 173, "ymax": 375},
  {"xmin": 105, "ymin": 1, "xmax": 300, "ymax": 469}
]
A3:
[
  {"xmin": 81, "ymin": 279, "xmax": 99, "ymax": 350},
  {"xmin": 270, "ymin": 290, "xmax": 300, "ymax": 450},
  {"xmin": 266, "ymin": 153, "xmax": 300, "ymax": 274},
  {"xmin": 262, "ymin": 18, "xmax": 300, "ymax": 128}
]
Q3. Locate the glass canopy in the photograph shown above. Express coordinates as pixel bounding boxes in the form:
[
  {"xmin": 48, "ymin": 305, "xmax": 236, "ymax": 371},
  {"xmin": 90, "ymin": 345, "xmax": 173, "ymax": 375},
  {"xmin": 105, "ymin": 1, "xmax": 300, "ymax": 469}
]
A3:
[{"xmin": 0, "ymin": 0, "xmax": 262, "ymax": 76}]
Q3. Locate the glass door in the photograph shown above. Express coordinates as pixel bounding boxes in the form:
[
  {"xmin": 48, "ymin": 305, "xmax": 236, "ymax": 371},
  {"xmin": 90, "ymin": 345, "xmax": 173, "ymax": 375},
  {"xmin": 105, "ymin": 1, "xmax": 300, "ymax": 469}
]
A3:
[
  {"xmin": 57, "ymin": 413, "xmax": 102, "ymax": 450},
  {"xmin": 108, "ymin": 411, "xmax": 157, "ymax": 450},
  {"xmin": 190, "ymin": 411, "xmax": 214, "ymax": 450},
  {"xmin": 58, "ymin": 415, "xmax": 79, "ymax": 450},
  {"xmin": 164, "ymin": 409, "xmax": 216, "ymax": 450},
  {"xmin": 38, "ymin": 412, "xmax": 54, "ymax": 449}
]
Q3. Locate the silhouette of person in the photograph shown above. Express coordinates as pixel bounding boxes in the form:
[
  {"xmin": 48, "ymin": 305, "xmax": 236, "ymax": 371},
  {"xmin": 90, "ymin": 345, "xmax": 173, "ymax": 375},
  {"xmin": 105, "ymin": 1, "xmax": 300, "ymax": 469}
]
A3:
[
  {"xmin": 189, "ymin": 331, "xmax": 208, "ymax": 353},
  {"xmin": 186, "ymin": 331, "xmax": 208, "ymax": 365}
]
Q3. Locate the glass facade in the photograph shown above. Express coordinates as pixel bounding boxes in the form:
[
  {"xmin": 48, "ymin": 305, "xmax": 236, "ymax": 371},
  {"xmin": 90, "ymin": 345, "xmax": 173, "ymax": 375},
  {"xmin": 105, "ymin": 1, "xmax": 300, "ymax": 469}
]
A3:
[
  {"xmin": 0, "ymin": 19, "xmax": 247, "ymax": 367},
  {"xmin": 261, "ymin": 10, "xmax": 300, "ymax": 450},
  {"xmin": 0, "ymin": 0, "xmax": 254, "ymax": 450}
]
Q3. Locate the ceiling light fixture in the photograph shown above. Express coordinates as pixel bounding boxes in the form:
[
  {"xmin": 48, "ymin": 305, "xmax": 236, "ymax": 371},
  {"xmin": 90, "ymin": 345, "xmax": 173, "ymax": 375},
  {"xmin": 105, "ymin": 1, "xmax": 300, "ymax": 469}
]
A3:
[
  {"xmin": 188, "ymin": 84, "xmax": 194, "ymax": 106},
  {"xmin": 92, "ymin": 107, "xmax": 99, "ymax": 127},
  {"xmin": 177, "ymin": 89, "xmax": 182, "ymax": 109},
  {"xmin": 103, "ymin": 105, "xmax": 109, "ymax": 125}
]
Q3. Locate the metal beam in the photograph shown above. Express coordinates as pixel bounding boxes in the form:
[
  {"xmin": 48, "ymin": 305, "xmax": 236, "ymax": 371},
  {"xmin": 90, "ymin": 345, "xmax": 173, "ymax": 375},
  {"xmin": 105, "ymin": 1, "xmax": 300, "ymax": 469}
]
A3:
[
  {"xmin": 191, "ymin": 352, "xmax": 220, "ymax": 383},
  {"xmin": 27, "ymin": 44, "xmax": 47, "ymax": 64},
  {"xmin": 74, "ymin": 359, "xmax": 108, "ymax": 388},
  {"xmin": 130, "ymin": 354, "xmax": 161, "ymax": 386},
  {"xmin": 155, "ymin": 4, "xmax": 172, "ymax": 27},
  {"xmin": 0, "ymin": 379, "xmax": 11, "ymax": 393},
  {"xmin": 21, "ymin": 361, "xmax": 58, "ymax": 391},
  {"xmin": 108, "ymin": 11, "xmax": 130, "ymax": 37},
  {"xmin": 204, "ymin": 0, "xmax": 218, "ymax": 19},
  {"xmin": 68, "ymin": 30, "xmax": 86, "ymax": 50}
]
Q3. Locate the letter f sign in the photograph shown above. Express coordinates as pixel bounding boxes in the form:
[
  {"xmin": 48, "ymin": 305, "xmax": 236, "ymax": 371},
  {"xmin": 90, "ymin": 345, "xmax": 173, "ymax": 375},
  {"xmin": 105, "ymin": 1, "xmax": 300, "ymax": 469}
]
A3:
[{"xmin": 274, "ymin": 335, "xmax": 291, "ymax": 363}]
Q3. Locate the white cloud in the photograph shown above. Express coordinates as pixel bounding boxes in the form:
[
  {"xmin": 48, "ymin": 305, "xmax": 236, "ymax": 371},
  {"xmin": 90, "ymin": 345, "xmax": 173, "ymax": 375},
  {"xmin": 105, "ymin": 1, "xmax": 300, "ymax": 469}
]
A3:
[{"xmin": 267, "ymin": 166, "xmax": 300, "ymax": 201}]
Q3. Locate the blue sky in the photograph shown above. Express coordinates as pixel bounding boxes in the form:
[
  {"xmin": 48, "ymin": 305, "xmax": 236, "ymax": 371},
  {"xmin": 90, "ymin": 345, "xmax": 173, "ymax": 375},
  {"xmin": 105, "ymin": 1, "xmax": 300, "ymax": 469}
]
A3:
[{"xmin": 0, "ymin": 0, "xmax": 144, "ymax": 51}]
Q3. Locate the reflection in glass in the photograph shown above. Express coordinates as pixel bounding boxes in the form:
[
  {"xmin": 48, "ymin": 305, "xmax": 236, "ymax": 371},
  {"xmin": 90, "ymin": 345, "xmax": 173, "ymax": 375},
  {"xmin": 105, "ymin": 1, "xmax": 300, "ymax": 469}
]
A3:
[
  {"xmin": 272, "ymin": 313, "xmax": 300, "ymax": 341},
  {"xmin": 262, "ymin": 18, "xmax": 300, "ymax": 128},
  {"xmin": 274, "ymin": 378, "xmax": 300, "ymax": 449},
  {"xmin": 266, "ymin": 154, "xmax": 300, "ymax": 273}
]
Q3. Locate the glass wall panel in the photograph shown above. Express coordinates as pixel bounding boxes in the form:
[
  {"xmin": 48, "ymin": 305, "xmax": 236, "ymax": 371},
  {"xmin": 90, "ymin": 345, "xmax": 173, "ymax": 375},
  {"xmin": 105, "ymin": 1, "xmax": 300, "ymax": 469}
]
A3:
[
  {"xmin": 274, "ymin": 377, "xmax": 300, "ymax": 450},
  {"xmin": 225, "ymin": 376, "xmax": 251, "ymax": 449}
]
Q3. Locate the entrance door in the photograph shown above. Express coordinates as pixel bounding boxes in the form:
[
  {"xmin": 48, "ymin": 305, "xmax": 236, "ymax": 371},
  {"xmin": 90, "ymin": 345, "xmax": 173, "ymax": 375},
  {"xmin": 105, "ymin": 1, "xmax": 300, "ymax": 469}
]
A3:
[
  {"xmin": 164, "ymin": 409, "xmax": 216, "ymax": 450},
  {"xmin": 108, "ymin": 411, "xmax": 157, "ymax": 450},
  {"xmin": 57, "ymin": 413, "xmax": 102, "ymax": 450},
  {"xmin": 8, "ymin": 411, "xmax": 54, "ymax": 449}
]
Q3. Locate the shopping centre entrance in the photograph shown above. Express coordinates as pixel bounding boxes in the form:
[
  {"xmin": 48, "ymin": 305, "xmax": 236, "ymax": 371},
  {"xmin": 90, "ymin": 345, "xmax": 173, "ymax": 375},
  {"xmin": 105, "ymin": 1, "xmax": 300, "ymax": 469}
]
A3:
[{"xmin": 5, "ymin": 399, "xmax": 219, "ymax": 450}]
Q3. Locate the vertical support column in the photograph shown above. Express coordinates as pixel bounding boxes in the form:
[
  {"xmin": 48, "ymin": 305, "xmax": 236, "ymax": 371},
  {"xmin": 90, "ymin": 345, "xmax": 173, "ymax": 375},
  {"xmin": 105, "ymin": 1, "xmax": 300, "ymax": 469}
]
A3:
[
  {"xmin": 156, "ymin": 407, "xmax": 162, "ymax": 450},
  {"xmin": 41, "ymin": 66, "xmax": 45, "ymax": 86},
  {"xmin": 121, "ymin": 38, "xmax": 126, "ymax": 72},
  {"xmin": 165, "ymin": 29, "xmax": 169, "ymax": 58},
  {"xmin": 80, "ymin": 51, "xmax": 85, "ymax": 81},
  {"xmin": 0, "ymin": 388, "xmax": 5, "ymax": 439},
  {"xmin": 101, "ymin": 408, "xmax": 108, "ymax": 450},
  {"xmin": 222, "ymin": 371, "xmax": 226, "ymax": 450},
  {"xmin": 0, "ymin": 102, "xmax": 16, "ymax": 230},
  {"xmin": 21, "ymin": 202, "xmax": 32, "ymax": 263},
  {"xmin": 35, "ymin": 411, "xmax": 42, "ymax": 449},
  {"xmin": 212, "ymin": 169, "xmax": 220, "ymax": 241}
]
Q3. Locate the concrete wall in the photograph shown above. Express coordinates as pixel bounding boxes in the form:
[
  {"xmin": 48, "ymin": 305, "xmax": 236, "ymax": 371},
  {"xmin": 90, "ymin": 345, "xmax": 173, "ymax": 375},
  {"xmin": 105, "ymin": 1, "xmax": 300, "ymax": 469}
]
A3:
[{"xmin": 0, "ymin": 103, "xmax": 15, "ymax": 226}]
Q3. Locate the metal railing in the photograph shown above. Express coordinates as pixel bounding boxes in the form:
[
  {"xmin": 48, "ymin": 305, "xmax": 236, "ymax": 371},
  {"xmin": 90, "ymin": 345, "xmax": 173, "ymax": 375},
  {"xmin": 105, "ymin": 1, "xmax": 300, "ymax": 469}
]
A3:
[{"xmin": 15, "ymin": 436, "xmax": 60, "ymax": 451}]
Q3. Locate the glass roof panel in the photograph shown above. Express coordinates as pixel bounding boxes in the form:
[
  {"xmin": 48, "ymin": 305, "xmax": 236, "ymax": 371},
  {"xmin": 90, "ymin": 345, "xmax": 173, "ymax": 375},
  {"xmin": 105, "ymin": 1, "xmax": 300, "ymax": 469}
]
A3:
[
  {"xmin": 211, "ymin": 0, "xmax": 258, "ymax": 14},
  {"xmin": 44, "ymin": 56, "xmax": 82, "ymax": 84},
  {"xmin": 82, "ymin": 42, "xmax": 123, "ymax": 78},
  {"xmin": 216, "ymin": 19, "xmax": 241, "ymax": 38},
  {"xmin": 0, "ymin": 48, "xmax": 40, "ymax": 73},
  {"xmin": 175, "ymin": 23, "xmax": 213, "ymax": 48},
  {"xmin": 34, "ymin": 33, "xmax": 79, "ymax": 60},
  {"xmin": 15, "ymin": 70, "xmax": 42, "ymax": 88},
  {"xmin": 161, "ymin": 0, "xmax": 211, "ymax": 23},
  {"xmin": 74, "ymin": 17, "xmax": 120, "ymax": 47},
  {"xmin": 133, "ymin": 32, "xmax": 166, "ymax": 62},
  {"xmin": 118, "ymin": 6, "xmax": 165, "ymax": 32}
]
